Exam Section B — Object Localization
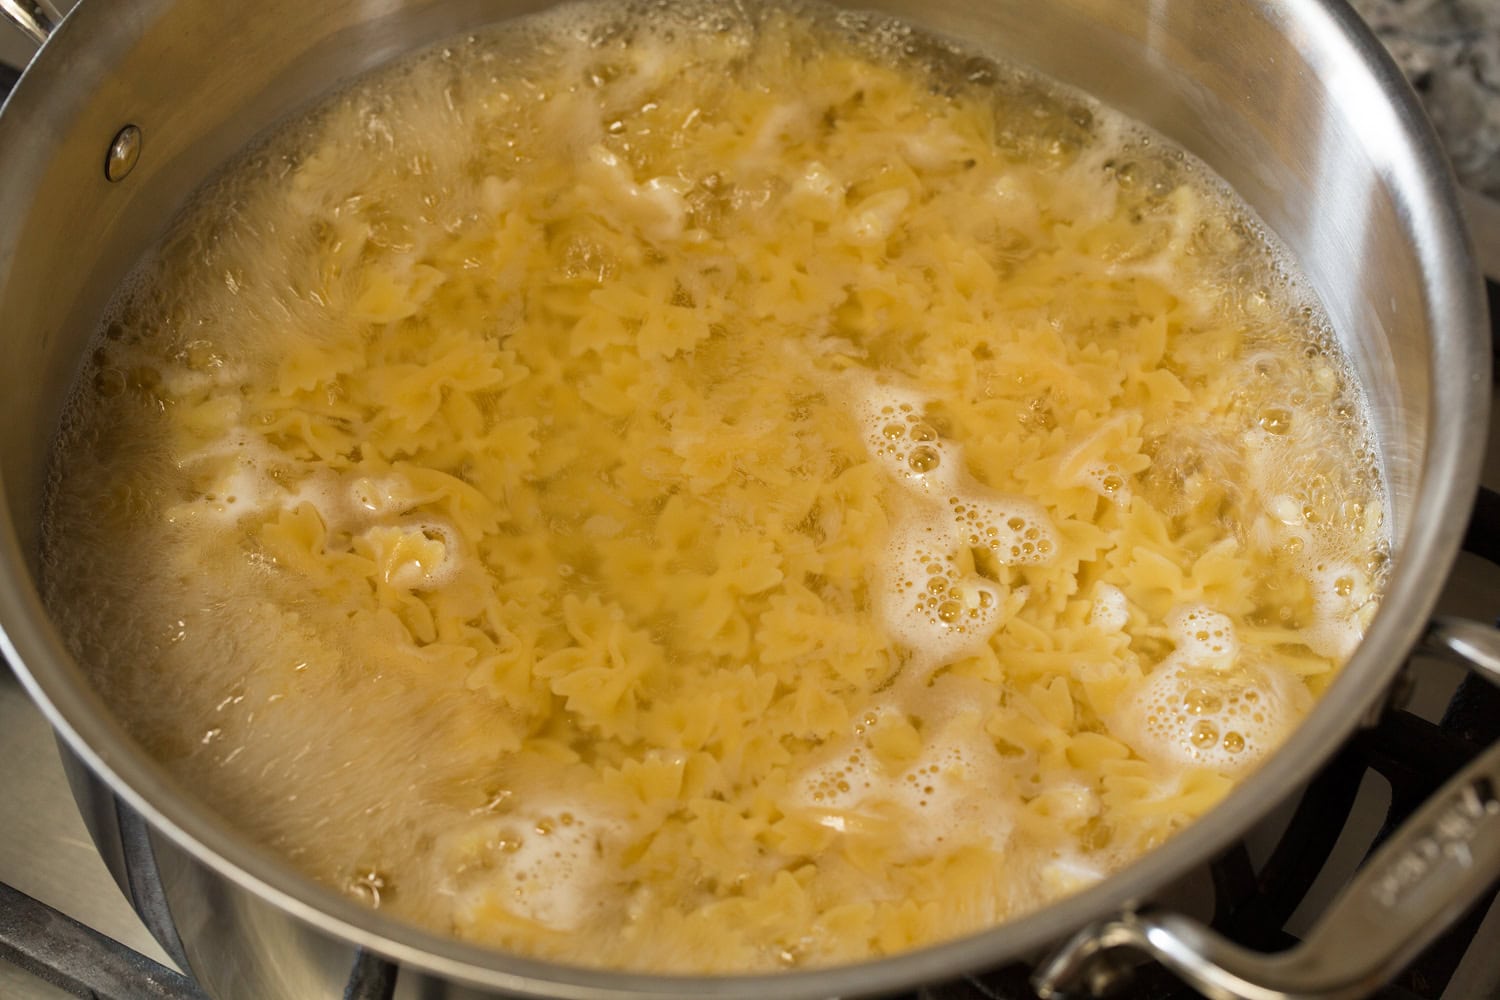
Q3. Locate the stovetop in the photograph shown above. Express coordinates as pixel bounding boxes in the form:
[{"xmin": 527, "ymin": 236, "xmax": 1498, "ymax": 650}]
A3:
[{"xmin": 2, "ymin": 3, "xmax": 1500, "ymax": 999}]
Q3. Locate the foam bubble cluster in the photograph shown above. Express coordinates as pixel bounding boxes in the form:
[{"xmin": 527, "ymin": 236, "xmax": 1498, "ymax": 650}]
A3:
[
  {"xmin": 796, "ymin": 706, "xmax": 1012, "ymax": 854},
  {"xmin": 1296, "ymin": 556, "xmax": 1365, "ymax": 660},
  {"xmin": 1169, "ymin": 606, "xmax": 1237, "ymax": 670},
  {"xmin": 881, "ymin": 523, "xmax": 1012, "ymax": 666},
  {"xmin": 851, "ymin": 378, "xmax": 1056, "ymax": 673},
  {"xmin": 1077, "ymin": 461, "xmax": 1130, "ymax": 504},
  {"xmin": 1120, "ymin": 606, "xmax": 1301, "ymax": 774},
  {"xmin": 463, "ymin": 803, "xmax": 615, "ymax": 930},
  {"xmin": 1089, "ymin": 583, "xmax": 1128, "ymax": 632},
  {"xmin": 1244, "ymin": 404, "xmax": 1382, "ymax": 661},
  {"xmin": 167, "ymin": 429, "xmax": 348, "ymax": 526},
  {"xmin": 854, "ymin": 382, "xmax": 956, "ymax": 491}
]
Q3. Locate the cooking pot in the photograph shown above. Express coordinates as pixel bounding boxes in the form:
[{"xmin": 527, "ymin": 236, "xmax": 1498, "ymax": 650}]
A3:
[{"xmin": 0, "ymin": 1, "xmax": 1497, "ymax": 997}]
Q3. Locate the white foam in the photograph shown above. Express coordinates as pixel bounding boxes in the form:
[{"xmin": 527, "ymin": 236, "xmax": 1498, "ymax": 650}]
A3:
[
  {"xmin": 454, "ymin": 803, "xmax": 616, "ymax": 930},
  {"xmin": 795, "ymin": 705, "xmax": 1012, "ymax": 855},
  {"xmin": 1119, "ymin": 606, "xmax": 1300, "ymax": 774},
  {"xmin": 880, "ymin": 520, "xmax": 1006, "ymax": 667},
  {"xmin": 800, "ymin": 741, "xmax": 880, "ymax": 812},
  {"xmin": 582, "ymin": 146, "xmax": 689, "ymax": 242},
  {"xmin": 1089, "ymin": 583, "xmax": 1128, "ymax": 632},
  {"xmin": 170, "ymin": 428, "xmax": 346, "ymax": 525},
  {"xmin": 853, "ymin": 382, "xmax": 956, "ymax": 492},
  {"xmin": 1244, "ymin": 429, "xmax": 1376, "ymax": 661},
  {"xmin": 1077, "ymin": 461, "xmax": 1130, "ymax": 504},
  {"xmin": 1168, "ymin": 606, "xmax": 1237, "ymax": 671},
  {"xmin": 1291, "ymin": 553, "xmax": 1365, "ymax": 660},
  {"xmin": 850, "ymin": 377, "xmax": 1057, "ymax": 675}
]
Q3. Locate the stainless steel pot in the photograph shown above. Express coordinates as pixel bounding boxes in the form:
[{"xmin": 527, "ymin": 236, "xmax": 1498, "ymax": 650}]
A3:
[{"xmin": 0, "ymin": 1, "xmax": 1497, "ymax": 998}]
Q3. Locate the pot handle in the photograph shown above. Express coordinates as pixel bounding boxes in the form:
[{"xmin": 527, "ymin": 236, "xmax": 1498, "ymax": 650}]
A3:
[
  {"xmin": 1033, "ymin": 615, "xmax": 1500, "ymax": 1000},
  {"xmin": 0, "ymin": 0, "xmax": 60, "ymax": 47}
]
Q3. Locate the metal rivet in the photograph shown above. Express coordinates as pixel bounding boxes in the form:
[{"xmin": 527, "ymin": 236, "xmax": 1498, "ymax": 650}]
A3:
[{"xmin": 105, "ymin": 125, "xmax": 142, "ymax": 182}]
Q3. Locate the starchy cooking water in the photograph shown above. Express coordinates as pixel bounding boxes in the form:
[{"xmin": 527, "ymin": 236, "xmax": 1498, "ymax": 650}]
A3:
[{"xmin": 41, "ymin": 0, "xmax": 1389, "ymax": 971}]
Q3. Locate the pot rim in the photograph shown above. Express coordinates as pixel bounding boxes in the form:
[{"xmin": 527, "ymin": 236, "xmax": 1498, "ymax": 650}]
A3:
[{"xmin": 0, "ymin": 0, "xmax": 1490, "ymax": 996}]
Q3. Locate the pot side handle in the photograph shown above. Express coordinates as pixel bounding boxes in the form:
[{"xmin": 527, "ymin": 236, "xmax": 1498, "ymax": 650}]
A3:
[
  {"xmin": 0, "ymin": 0, "xmax": 59, "ymax": 47},
  {"xmin": 1033, "ymin": 615, "xmax": 1500, "ymax": 1000}
]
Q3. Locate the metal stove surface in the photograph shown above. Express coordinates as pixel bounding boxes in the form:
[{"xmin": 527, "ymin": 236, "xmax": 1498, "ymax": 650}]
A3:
[{"xmin": 0, "ymin": 675, "xmax": 176, "ymax": 998}]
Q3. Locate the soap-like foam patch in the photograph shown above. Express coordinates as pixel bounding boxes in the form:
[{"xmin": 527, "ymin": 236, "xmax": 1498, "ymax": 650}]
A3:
[
  {"xmin": 1089, "ymin": 583, "xmax": 1128, "ymax": 632},
  {"xmin": 850, "ymin": 377, "xmax": 1057, "ymax": 675},
  {"xmin": 796, "ymin": 704, "xmax": 1012, "ymax": 854},
  {"xmin": 881, "ymin": 520, "xmax": 1006, "ymax": 665},
  {"xmin": 853, "ymin": 381, "xmax": 959, "ymax": 492},
  {"xmin": 1077, "ymin": 461, "xmax": 1130, "ymax": 504},
  {"xmin": 1119, "ymin": 606, "xmax": 1299, "ymax": 774},
  {"xmin": 1169, "ymin": 606, "xmax": 1237, "ymax": 671},
  {"xmin": 1295, "ymin": 555, "xmax": 1363, "ymax": 660},
  {"xmin": 801, "ymin": 742, "xmax": 879, "ymax": 812},
  {"xmin": 1247, "ymin": 429, "xmax": 1378, "ymax": 661},
  {"xmin": 455, "ymin": 803, "xmax": 616, "ymax": 930},
  {"xmin": 170, "ymin": 429, "xmax": 345, "ymax": 526},
  {"xmin": 583, "ymin": 146, "xmax": 689, "ymax": 243}
]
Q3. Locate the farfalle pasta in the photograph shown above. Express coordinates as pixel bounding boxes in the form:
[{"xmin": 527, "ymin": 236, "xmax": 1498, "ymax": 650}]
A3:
[{"xmin": 42, "ymin": 0, "xmax": 1387, "ymax": 972}]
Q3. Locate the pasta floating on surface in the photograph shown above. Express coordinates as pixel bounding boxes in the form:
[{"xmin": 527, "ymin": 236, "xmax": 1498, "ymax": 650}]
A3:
[{"xmin": 42, "ymin": 0, "xmax": 1388, "ymax": 972}]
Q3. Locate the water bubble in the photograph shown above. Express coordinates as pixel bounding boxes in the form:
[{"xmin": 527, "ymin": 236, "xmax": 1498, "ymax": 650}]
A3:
[
  {"xmin": 909, "ymin": 422, "xmax": 938, "ymax": 442},
  {"xmin": 1182, "ymin": 688, "xmax": 1222, "ymax": 715},
  {"xmin": 1257, "ymin": 407, "xmax": 1292, "ymax": 434},
  {"xmin": 346, "ymin": 869, "xmax": 390, "ymax": 908},
  {"xmin": 908, "ymin": 446, "xmax": 941, "ymax": 474}
]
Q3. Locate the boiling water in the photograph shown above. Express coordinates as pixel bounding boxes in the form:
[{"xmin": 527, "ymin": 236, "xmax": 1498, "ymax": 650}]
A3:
[{"xmin": 41, "ymin": 0, "xmax": 1388, "ymax": 972}]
